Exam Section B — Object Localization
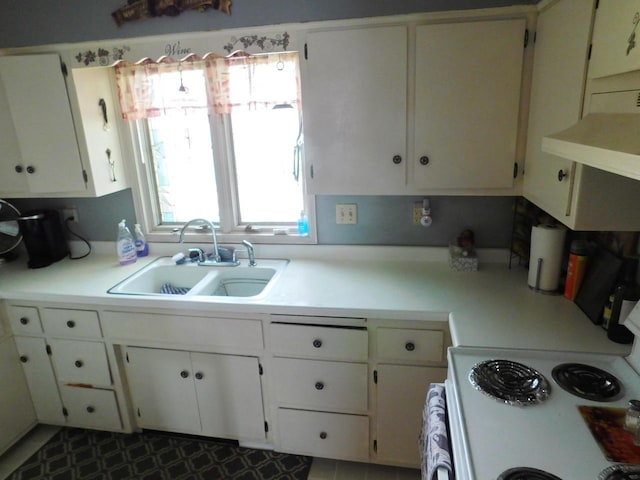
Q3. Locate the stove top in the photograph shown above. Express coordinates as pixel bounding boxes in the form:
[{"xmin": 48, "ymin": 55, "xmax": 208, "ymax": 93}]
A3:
[
  {"xmin": 498, "ymin": 467, "xmax": 562, "ymax": 480},
  {"xmin": 446, "ymin": 347, "xmax": 640, "ymax": 480}
]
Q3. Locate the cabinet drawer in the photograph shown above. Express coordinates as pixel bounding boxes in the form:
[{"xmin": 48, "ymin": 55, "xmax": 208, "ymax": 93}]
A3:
[
  {"xmin": 41, "ymin": 308, "xmax": 101, "ymax": 338},
  {"xmin": 271, "ymin": 323, "xmax": 367, "ymax": 361},
  {"xmin": 59, "ymin": 386, "xmax": 122, "ymax": 431},
  {"xmin": 376, "ymin": 327, "xmax": 444, "ymax": 363},
  {"xmin": 273, "ymin": 358, "xmax": 368, "ymax": 412},
  {"xmin": 277, "ymin": 408, "xmax": 369, "ymax": 461},
  {"xmin": 7, "ymin": 306, "xmax": 42, "ymax": 335},
  {"xmin": 49, "ymin": 339, "xmax": 111, "ymax": 386},
  {"xmin": 102, "ymin": 311, "xmax": 263, "ymax": 350}
]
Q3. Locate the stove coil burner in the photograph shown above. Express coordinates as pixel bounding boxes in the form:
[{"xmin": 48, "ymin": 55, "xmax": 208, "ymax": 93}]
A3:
[
  {"xmin": 498, "ymin": 467, "xmax": 563, "ymax": 480},
  {"xmin": 551, "ymin": 363, "xmax": 622, "ymax": 401},
  {"xmin": 598, "ymin": 464, "xmax": 640, "ymax": 480},
  {"xmin": 469, "ymin": 359, "xmax": 550, "ymax": 406}
]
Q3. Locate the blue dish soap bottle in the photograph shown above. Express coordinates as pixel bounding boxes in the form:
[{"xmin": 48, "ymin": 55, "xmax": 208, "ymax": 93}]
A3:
[
  {"xmin": 116, "ymin": 219, "xmax": 137, "ymax": 265},
  {"xmin": 297, "ymin": 211, "xmax": 309, "ymax": 237},
  {"xmin": 134, "ymin": 223, "xmax": 149, "ymax": 257}
]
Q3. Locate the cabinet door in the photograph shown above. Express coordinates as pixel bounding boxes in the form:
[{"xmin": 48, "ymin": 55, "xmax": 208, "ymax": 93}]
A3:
[
  {"xmin": 0, "ymin": 337, "xmax": 36, "ymax": 455},
  {"xmin": 49, "ymin": 339, "xmax": 112, "ymax": 386},
  {"xmin": 124, "ymin": 347, "xmax": 201, "ymax": 434},
  {"xmin": 191, "ymin": 353, "xmax": 265, "ymax": 441},
  {"xmin": 376, "ymin": 364, "xmax": 446, "ymax": 467},
  {"xmin": 0, "ymin": 54, "xmax": 85, "ymax": 194},
  {"xmin": 59, "ymin": 386, "xmax": 122, "ymax": 431},
  {"xmin": 523, "ymin": 0, "xmax": 595, "ymax": 219},
  {"xmin": 14, "ymin": 336, "xmax": 65, "ymax": 424},
  {"xmin": 412, "ymin": 19, "xmax": 525, "ymax": 189},
  {"xmin": 303, "ymin": 25, "xmax": 408, "ymax": 194},
  {"xmin": 0, "ymin": 76, "xmax": 27, "ymax": 193}
]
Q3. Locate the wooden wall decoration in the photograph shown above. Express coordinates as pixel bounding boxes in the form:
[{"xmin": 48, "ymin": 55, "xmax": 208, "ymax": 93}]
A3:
[{"xmin": 113, "ymin": 0, "xmax": 232, "ymax": 27}]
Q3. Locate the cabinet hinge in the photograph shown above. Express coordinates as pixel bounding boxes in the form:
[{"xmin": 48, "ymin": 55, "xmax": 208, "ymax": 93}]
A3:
[
  {"xmin": 513, "ymin": 162, "xmax": 519, "ymax": 179},
  {"xmin": 588, "ymin": 44, "xmax": 593, "ymax": 60},
  {"xmin": 310, "ymin": 164, "xmax": 314, "ymax": 179},
  {"xmin": 46, "ymin": 344, "xmax": 52, "ymax": 355},
  {"xmin": 373, "ymin": 439, "xmax": 378, "ymax": 453},
  {"xmin": 373, "ymin": 370, "xmax": 378, "ymax": 384},
  {"xmin": 137, "ymin": 408, "xmax": 141, "ymax": 417},
  {"xmin": 82, "ymin": 170, "xmax": 88, "ymax": 184},
  {"xmin": 595, "ymin": 0, "xmax": 599, "ymax": 9},
  {"xmin": 304, "ymin": 43, "xmax": 308, "ymax": 60},
  {"xmin": 264, "ymin": 421, "xmax": 269, "ymax": 433},
  {"xmin": 62, "ymin": 407, "xmax": 68, "ymax": 417},
  {"xmin": 61, "ymin": 62, "xmax": 68, "ymax": 77},
  {"xmin": 258, "ymin": 363, "xmax": 263, "ymax": 375},
  {"xmin": 533, "ymin": 31, "xmax": 537, "ymax": 44},
  {"xmin": 523, "ymin": 29, "xmax": 529, "ymax": 48}
]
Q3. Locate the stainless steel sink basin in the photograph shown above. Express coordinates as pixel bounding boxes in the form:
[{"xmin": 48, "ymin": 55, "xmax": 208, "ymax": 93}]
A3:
[{"xmin": 108, "ymin": 257, "xmax": 288, "ymax": 298}]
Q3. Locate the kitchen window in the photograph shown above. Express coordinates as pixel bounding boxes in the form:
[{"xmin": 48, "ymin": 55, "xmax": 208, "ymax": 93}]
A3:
[{"xmin": 115, "ymin": 51, "xmax": 314, "ymax": 243}]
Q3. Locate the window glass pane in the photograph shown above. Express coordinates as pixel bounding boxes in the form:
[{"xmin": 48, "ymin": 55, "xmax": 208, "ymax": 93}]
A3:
[
  {"xmin": 231, "ymin": 106, "xmax": 304, "ymax": 224},
  {"xmin": 147, "ymin": 108, "xmax": 219, "ymax": 224}
]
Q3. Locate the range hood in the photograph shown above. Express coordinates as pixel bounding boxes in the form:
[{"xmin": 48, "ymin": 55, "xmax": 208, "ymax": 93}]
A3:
[{"xmin": 542, "ymin": 90, "xmax": 640, "ymax": 181}]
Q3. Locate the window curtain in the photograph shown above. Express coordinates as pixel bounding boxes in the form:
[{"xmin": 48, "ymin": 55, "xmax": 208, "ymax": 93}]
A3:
[{"xmin": 114, "ymin": 51, "xmax": 301, "ymax": 120}]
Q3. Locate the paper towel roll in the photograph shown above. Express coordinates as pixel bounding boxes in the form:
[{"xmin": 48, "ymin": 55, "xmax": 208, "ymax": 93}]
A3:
[{"xmin": 528, "ymin": 224, "xmax": 566, "ymax": 292}]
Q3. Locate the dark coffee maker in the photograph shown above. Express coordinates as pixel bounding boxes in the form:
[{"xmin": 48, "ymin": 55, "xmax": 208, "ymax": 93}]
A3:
[{"xmin": 18, "ymin": 209, "xmax": 69, "ymax": 268}]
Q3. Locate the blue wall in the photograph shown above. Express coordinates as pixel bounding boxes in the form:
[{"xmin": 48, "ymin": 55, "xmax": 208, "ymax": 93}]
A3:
[{"xmin": 2, "ymin": 0, "xmax": 532, "ymax": 247}]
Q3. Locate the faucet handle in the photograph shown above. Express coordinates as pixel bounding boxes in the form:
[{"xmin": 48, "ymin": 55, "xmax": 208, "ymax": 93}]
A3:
[{"xmin": 188, "ymin": 248, "xmax": 206, "ymax": 262}]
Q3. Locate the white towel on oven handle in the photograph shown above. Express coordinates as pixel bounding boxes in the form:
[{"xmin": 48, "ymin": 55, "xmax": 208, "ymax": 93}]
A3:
[{"xmin": 421, "ymin": 383, "xmax": 454, "ymax": 480}]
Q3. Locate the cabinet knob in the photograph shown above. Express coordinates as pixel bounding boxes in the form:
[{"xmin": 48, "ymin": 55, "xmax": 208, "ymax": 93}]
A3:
[
  {"xmin": 66, "ymin": 320, "xmax": 76, "ymax": 328},
  {"xmin": 312, "ymin": 339, "xmax": 322, "ymax": 348},
  {"xmin": 15, "ymin": 165, "xmax": 23, "ymax": 173},
  {"xmin": 392, "ymin": 155, "xmax": 402, "ymax": 165},
  {"xmin": 419, "ymin": 156, "xmax": 430, "ymax": 166},
  {"xmin": 19, "ymin": 317, "xmax": 29, "ymax": 325},
  {"xmin": 405, "ymin": 342, "xmax": 416, "ymax": 352},
  {"xmin": 180, "ymin": 370, "xmax": 189, "ymax": 379},
  {"xmin": 19, "ymin": 355, "xmax": 28, "ymax": 363},
  {"xmin": 319, "ymin": 431, "xmax": 328, "ymax": 440},
  {"xmin": 26, "ymin": 165, "xmax": 36, "ymax": 174},
  {"xmin": 315, "ymin": 381, "xmax": 325, "ymax": 390},
  {"xmin": 75, "ymin": 360, "xmax": 84, "ymax": 368},
  {"xmin": 557, "ymin": 169, "xmax": 568, "ymax": 182},
  {"xmin": 195, "ymin": 372, "xmax": 204, "ymax": 380},
  {"xmin": 86, "ymin": 406, "xmax": 95, "ymax": 413}
]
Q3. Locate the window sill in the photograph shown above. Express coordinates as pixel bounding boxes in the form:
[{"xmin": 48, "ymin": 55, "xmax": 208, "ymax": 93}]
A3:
[{"xmin": 144, "ymin": 229, "xmax": 317, "ymax": 246}]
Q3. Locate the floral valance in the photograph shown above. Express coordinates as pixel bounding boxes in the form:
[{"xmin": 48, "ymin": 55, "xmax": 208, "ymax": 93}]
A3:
[{"xmin": 114, "ymin": 51, "xmax": 301, "ymax": 120}]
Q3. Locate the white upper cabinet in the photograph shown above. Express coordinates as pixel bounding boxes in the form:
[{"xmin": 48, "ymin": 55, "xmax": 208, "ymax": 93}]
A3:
[
  {"xmin": 303, "ymin": 25, "xmax": 408, "ymax": 194},
  {"xmin": 302, "ymin": 18, "xmax": 527, "ymax": 194},
  {"xmin": 589, "ymin": 0, "xmax": 640, "ymax": 78},
  {"xmin": 524, "ymin": 0, "xmax": 640, "ymax": 231},
  {"xmin": 412, "ymin": 19, "xmax": 525, "ymax": 190},
  {"xmin": 0, "ymin": 54, "xmax": 86, "ymax": 194},
  {"xmin": 0, "ymin": 54, "xmax": 128, "ymax": 198}
]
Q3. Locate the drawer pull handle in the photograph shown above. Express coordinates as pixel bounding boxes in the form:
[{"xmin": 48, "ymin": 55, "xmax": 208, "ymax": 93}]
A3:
[
  {"xmin": 319, "ymin": 431, "xmax": 327, "ymax": 440},
  {"xmin": 86, "ymin": 406, "xmax": 95, "ymax": 413},
  {"xmin": 19, "ymin": 355, "xmax": 28, "ymax": 363},
  {"xmin": 405, "ymin": 342, "xmax": 416, "ymax": 352},
  {"xmin": 180, "ymin": 370, "xmax": 189, "ymax": 379},
  {"xmin": 75, "ymin": 360, "xmax": 84, "ymax": 368},
  {"xmin": 312, "ymin": 339, "xmax": 322, "ymax": 348},
  {"xmin": 66, "ymin": 320, "xmax": 76, "ymax": 328},
  {"xmin": 315, "ymin": 381, "xmax": 324, "ymax": 390},
  {"xmin": 19, "ymin": 317, "xmax": 29, "ymax": 325},
  {"xmin": 195, "ymin": 372, "xmax": 204, "ymax": 380}
]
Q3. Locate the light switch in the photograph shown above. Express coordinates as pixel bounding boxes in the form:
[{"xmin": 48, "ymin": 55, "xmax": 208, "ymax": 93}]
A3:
[{"xmin": 336, "ymin": 204, "xmax": 358, "ymax": 224}]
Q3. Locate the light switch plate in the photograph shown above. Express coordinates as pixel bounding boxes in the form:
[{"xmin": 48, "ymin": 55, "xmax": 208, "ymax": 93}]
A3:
[{"xmin": 336, "ymin": 204, "xmax": 358, "ymax": 224}]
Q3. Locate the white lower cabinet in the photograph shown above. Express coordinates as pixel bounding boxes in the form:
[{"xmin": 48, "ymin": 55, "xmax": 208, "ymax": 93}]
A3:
[
  {"xmin": 0, "ymin": 336, "xmax": 37, "ymax": 455},
  {"xmin": 124, "ymin": 346, "xmax": 266, "ymax": 441},
  {"xmin": 59, "ymin": 386, "xmax": 122, "ymax": 431},
  {"xmin": 278, "ymin": 409, "xmax": 369, "ymax": 461}
]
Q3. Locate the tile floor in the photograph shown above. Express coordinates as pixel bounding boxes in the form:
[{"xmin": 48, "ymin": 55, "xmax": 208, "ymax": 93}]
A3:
[{"xmin": 0, "ymin": 425, "xmax": 421, "ymax": 480}]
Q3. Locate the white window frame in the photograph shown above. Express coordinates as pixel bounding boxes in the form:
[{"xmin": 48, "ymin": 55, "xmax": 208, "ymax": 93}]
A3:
[{"xmin": 122, "ymin": 83, "xmax": 317, "ymax": 246}]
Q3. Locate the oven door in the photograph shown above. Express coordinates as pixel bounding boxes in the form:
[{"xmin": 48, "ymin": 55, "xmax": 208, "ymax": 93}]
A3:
[{"xmin": 422, "ymin": 383, "xmax": 454, "ymax": 480}]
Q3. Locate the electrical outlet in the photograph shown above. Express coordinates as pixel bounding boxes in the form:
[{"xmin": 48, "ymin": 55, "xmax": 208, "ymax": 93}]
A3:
[
  {"xmin": 62, "ymin": 207, "xmax": 79, "ymax": 223},
  {"xmin": 336, "ymin": 204, "xmax": 358, "ymax": 224},
  {"xmin": 413, "ymin": 202, "xmax": 423, "ymax": 225}
]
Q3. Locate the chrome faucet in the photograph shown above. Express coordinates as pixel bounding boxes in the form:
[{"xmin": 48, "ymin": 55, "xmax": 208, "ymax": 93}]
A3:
[
  {"xmin": 178, "ymin": 218, "xmax": 220, "ymax": 263},
  {"xmin": 242, "ymin": 240, "xmax": 256, "ymax": 266}
]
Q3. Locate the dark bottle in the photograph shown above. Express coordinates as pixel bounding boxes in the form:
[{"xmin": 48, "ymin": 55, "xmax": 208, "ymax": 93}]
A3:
[{"xmin": 607, "ymin": 258, "xmax": 639, "ymax": 344}]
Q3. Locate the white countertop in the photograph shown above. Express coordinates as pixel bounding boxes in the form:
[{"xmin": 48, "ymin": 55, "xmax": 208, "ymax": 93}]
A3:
[{"xmin": 0, "ymin": 244, "xmax": 631, "ymax": 356}]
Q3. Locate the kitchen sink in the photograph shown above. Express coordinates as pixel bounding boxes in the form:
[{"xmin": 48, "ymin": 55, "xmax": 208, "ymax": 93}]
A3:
[{"xmin": 108, "ymin": 257, "xmax": 288, "ymax": 299}]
